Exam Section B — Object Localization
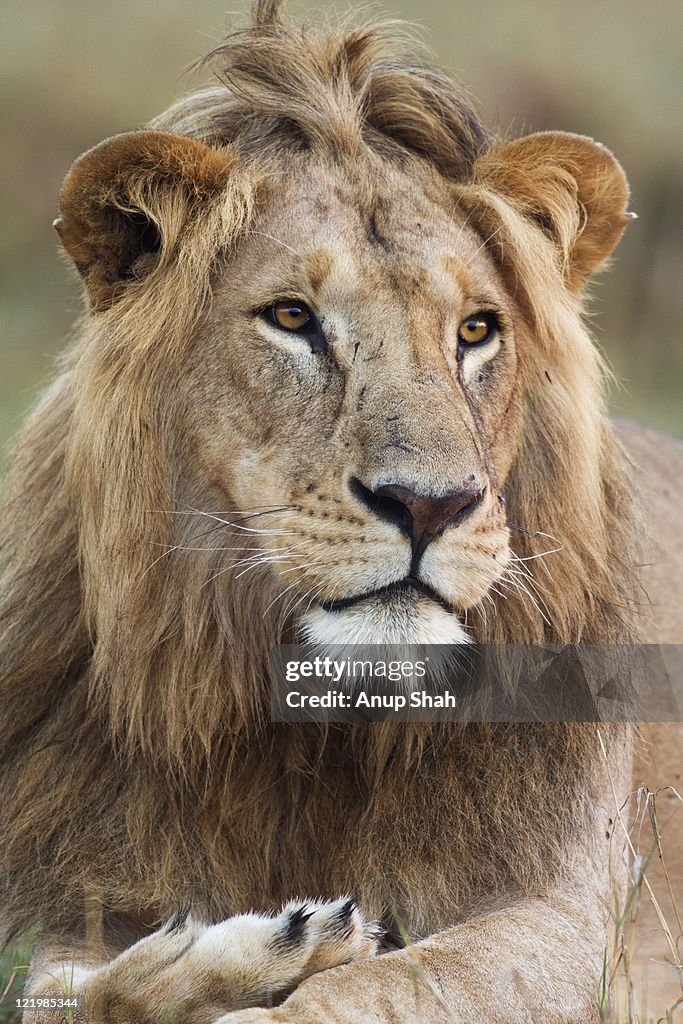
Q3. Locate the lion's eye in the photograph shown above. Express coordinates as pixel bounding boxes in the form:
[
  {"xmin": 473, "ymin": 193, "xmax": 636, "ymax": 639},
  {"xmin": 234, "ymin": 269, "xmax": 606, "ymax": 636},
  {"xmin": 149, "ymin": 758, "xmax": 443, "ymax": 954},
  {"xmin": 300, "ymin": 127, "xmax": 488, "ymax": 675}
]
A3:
[
  {"xmin": 457, "ymin": 312, "xmax": 499, "ymax": 347},
  {"xmin": 268, "ymin": 300, "xmax": 313, "ymax": 332}
]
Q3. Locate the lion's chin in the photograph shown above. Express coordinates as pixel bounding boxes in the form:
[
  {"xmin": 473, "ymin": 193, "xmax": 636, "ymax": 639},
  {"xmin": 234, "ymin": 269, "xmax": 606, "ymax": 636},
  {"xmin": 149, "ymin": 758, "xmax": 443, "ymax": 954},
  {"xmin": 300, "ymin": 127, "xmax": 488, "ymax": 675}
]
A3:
[{"xmin": 299, "ymin": 593, "xmax": 470, "ymax": 646}]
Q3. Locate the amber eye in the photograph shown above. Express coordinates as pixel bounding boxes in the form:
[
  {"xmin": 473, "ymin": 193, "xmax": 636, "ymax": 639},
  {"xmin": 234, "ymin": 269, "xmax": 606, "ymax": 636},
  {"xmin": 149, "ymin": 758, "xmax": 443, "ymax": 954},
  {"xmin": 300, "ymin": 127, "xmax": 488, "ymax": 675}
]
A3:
[
  {"xmin": 457, "ymin": 312, "xmax": 499, "ymax": 346},
  {"xmin": 268, "ymin": 300, "xmax": 313, "ymax": 332}
]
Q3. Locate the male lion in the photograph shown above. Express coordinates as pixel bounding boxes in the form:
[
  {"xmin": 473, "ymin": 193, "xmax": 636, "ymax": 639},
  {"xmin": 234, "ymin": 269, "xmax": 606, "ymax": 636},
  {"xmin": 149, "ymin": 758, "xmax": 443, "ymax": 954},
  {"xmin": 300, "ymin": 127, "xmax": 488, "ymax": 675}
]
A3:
[{"xmin": 1, "ymin": 2, "xmax": 681, "ymax": 1022}]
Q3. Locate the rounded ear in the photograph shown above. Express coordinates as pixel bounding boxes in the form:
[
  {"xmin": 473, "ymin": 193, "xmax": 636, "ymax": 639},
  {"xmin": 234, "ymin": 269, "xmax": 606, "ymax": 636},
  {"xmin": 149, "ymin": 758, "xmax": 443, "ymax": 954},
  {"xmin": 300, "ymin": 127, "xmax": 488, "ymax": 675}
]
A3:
[
  {"xmin": 54, "ymin": 130, "xmax": 238, "ymax": 311},
  {"xmin": 473, "ymin": 131, "xmax": 634, "ymax": 292}
]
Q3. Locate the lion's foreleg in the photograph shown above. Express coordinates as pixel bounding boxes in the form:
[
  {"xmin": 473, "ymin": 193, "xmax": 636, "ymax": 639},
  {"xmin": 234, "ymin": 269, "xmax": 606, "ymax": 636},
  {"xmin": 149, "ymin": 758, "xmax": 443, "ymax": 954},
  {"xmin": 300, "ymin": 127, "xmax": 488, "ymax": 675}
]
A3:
[
  {"xmin": 218, "ymin": 891, "xmax": 610, "ymax": 1024},
  {"xmin": 219, "ymin": 732, "xmax": 633, "ymax": 1024},
  {"xmin": 22, "ymin": 898, "xmax": 379, "ymax": 1024}
]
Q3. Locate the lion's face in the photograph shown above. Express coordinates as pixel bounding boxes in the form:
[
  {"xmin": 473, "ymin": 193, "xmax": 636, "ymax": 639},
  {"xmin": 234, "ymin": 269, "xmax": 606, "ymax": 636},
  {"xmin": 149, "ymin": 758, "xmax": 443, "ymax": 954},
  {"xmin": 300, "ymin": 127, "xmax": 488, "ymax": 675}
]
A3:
[
  {"xmin": 184, "ymin": 157, "xmax": 518, "ymax": 644},
  {"xmin": 56, "ymin": 113, "xmax": 630, "ymax": 649}
]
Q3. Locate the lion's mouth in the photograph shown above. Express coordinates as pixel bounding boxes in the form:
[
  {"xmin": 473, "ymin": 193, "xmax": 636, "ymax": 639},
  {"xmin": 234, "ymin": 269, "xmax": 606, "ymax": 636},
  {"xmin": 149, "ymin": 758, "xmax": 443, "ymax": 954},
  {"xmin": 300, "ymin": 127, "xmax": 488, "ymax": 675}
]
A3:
[{"xmin": 318, "ymin": 576, "xmax": 456, "ymax": 615}]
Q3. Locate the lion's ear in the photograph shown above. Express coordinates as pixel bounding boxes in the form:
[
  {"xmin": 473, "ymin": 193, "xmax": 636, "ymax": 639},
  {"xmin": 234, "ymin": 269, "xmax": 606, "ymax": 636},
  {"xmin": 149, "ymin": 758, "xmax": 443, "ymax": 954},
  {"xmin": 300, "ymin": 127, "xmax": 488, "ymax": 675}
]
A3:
[
  {"xmin": 473, "ymin": 131, "xmax": 633, "ymax": 292},
  {"xmin": 54, "ymin": 130, "xmax": 237, "ymax": 311}
]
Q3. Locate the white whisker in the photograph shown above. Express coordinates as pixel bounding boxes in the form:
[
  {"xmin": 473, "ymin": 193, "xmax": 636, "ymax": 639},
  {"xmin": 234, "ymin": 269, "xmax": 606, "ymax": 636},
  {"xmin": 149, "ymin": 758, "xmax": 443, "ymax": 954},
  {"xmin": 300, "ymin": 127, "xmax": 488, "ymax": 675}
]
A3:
[
  {"xmin": 233, "ymin": 553, "xmax": 305, "ymax": 579},
  {"xmin": 162, "ymin": 507, "xmax": 296, "ymax": 535},
  {"xmin": 252, "ymin": 230, "xmax": 302, "ymax": 256},
  {"xmin": 501, "ymin": 573, "xmax": 552, "ymax": 628},
  {"xmin": 463, "ymin": 225, "xmax": 502, "ymax": 267},
  {"xmin": 261, "ymin": 569, "xmax": 318, "ymax": 618},
  {"xmin": 510, "ymin": 547, "xmax": 563, "ymax": 563}
]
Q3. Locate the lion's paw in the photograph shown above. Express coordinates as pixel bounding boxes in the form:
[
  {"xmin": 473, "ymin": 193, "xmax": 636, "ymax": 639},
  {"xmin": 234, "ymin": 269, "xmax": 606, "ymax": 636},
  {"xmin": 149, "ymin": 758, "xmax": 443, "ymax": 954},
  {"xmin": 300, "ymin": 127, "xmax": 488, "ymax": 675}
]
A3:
[
  {"xmin": 188, "ymin": 896, "xmax": 380, "ymax": 1002},
  {"xmin": 271, "ymin": 896, "xmax": 381, "ymax": 977}
]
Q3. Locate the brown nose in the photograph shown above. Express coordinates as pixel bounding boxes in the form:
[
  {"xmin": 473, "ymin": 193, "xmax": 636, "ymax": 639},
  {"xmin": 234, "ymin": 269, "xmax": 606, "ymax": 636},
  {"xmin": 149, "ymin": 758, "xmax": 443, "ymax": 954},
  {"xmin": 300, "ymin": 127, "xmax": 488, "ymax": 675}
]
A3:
[{"xmin": 350, "ymin": 477, "xmax": 484, "ymax": 564}]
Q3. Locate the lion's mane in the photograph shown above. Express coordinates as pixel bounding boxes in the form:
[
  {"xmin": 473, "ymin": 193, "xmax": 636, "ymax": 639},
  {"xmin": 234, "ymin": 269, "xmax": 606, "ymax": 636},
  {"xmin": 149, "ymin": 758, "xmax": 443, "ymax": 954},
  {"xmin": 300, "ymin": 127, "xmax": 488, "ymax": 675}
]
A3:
[{"xmin": 0, "ymin": 0, "xmax": 639, "ymax": 950}]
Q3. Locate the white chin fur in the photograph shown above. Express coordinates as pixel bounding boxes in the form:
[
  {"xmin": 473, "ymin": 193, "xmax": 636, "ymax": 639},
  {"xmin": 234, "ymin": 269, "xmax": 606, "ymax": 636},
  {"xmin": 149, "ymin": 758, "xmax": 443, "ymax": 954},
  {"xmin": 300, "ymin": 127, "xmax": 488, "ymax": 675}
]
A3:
[{"xmin": 300, "ymin": 596, "xmax": 470, "ymax": 646}]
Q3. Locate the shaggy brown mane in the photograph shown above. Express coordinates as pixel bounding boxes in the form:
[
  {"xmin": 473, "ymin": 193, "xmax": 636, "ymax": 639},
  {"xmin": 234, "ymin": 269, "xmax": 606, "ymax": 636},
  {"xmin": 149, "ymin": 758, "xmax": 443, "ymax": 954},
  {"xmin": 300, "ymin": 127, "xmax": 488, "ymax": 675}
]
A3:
[
  {"xmin": 163, "ymin": 0, "xmax": 491, "ymax": 178},
  {"xmin": 0, "ymin": 0, "xmax": 640, "ymax": 957}
]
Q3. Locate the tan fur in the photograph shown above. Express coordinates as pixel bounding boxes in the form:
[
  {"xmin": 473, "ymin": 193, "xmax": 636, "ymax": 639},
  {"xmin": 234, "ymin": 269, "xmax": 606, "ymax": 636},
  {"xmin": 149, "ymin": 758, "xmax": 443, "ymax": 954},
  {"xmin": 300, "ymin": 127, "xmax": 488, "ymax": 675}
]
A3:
[{"xmin": 1, "ymin": 2, "xmax": 681, "ymax": 1021}]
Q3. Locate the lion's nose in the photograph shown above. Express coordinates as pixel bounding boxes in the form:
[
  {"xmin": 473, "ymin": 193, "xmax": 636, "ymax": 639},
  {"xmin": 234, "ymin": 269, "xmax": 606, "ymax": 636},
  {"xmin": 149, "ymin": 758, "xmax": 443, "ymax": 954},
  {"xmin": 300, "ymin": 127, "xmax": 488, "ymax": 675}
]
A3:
[{"xmin": 350, "ymin": 477, "xmax": 484, "ymax": 563}]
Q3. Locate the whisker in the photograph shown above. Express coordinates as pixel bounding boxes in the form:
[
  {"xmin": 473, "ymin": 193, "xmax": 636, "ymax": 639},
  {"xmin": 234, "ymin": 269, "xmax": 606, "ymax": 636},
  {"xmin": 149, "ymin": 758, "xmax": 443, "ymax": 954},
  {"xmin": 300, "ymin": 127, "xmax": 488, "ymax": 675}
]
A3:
[
  {"xmin": 280, "ymin": 578, "xmax": 327, "ymax": 624},
  {"xmin": 149, "ymin": 504, "xmax": 295, "ymax": 517},
  {"xmin": 505, "ymin": 563, "xmax": 555, "ymax": 621},
  {"xmin": 501, "ymin": 573, "xmax": 552, "ymax": 628},
  {"xmin": 506, "ymin": 561, "xmax": 548, "ymax": 589},
  {"xmin": 506, "ymin": 565, "xmax": 551, "ymax": 601},
  {"xmin": 509, "ymin": 547, "xmax": 563, "ymax": 563},
  {"xmin": 228, "ymin": 507, "xmax": 296, "ymax": 523},
  {"xmin": 151, "ymin": 543, "xmax": 286, "ymax": 554},
  {"xmin": 233, "ymin": 553, "xmax": 307, "ymax": 580},
  {"xmin": 282, "ymin": 578, "xmax": 330, "ymax": 625},
  {"xmin": 506, "ymin": 523, "xmax": 559, "ymax": 542},
  {"xmin": 302, "ymin": 580, "xmax": 329, "ymax": 616},
  {"xmin": 463, "ymin": 225, "xmax": 502, "ymax": 267},
  {"xmin": 183, "ymin": 508, "xmax": 296, "ymax": 535},
  {"xmin": 474, "ymin": 598, "xmax": 489, "ymax": 630},
  {"xmin": 137, "ymin": 544, "xmax": 182, "ymax": 582},
  {"xmin": 252, "ymin": 230, "xmax": 302, "ymax": 256},
  {"xmin": 206, "ymin": 551, "xmax": 299, "ymax": 585},
  {"xmin": 179, "ymin": 511, "xmax": 295, "ymax": 546},
  {"xmin": 154, "ymin": 507, "xmax": 293, "ymax": 532},
  {"xmin": 261, "ymin": 570, "xmax": 318, "ymax": 618},
  {"xmin": 508, "ymin": 549, "xmax": 559, "ymax": 586}
]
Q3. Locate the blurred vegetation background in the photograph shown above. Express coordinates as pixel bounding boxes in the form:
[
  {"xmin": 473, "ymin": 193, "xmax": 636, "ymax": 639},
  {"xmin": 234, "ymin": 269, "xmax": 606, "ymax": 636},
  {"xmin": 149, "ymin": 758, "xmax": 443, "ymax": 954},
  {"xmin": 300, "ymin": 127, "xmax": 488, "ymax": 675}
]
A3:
[{"xmin": 0, "ymin": 0, "xmax": 681, "ymax": 456}]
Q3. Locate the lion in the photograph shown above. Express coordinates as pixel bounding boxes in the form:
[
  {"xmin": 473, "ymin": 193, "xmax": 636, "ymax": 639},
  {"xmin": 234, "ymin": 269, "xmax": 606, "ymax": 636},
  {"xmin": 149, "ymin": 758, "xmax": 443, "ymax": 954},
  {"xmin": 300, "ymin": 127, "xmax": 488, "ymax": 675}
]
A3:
[{"xmin": 1, "ymin": 1, "xmax": 681, "ymax": 1021}]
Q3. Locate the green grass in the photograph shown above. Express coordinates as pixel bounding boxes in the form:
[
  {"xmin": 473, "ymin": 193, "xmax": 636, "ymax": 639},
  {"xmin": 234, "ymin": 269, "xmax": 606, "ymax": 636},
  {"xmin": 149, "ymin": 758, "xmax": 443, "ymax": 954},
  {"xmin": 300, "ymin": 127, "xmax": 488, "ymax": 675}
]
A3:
[{"xmin": 0, "ymin": 940, "xmax": 33, "ymax": 1024}]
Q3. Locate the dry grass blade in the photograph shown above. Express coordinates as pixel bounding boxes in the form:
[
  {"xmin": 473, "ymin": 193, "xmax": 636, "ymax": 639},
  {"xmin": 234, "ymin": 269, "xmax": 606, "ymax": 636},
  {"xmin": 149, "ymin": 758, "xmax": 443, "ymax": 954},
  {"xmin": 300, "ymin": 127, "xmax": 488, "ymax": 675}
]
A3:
[
  {"xmin": 392, "ymin": 914, "xmax": 460, "ymax": 1021},
  {"xmin": 598, "ymin": 730, "xmax": 683, "ymax": 1022}
]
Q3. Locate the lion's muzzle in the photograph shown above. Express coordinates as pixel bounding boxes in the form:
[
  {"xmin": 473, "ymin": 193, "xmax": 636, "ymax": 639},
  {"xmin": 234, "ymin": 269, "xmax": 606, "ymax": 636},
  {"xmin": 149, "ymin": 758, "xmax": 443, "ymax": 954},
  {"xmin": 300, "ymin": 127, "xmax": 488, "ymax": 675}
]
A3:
[{"xmin": 349, "ymin": 476, "xmax": 485, "ymax": 566}]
